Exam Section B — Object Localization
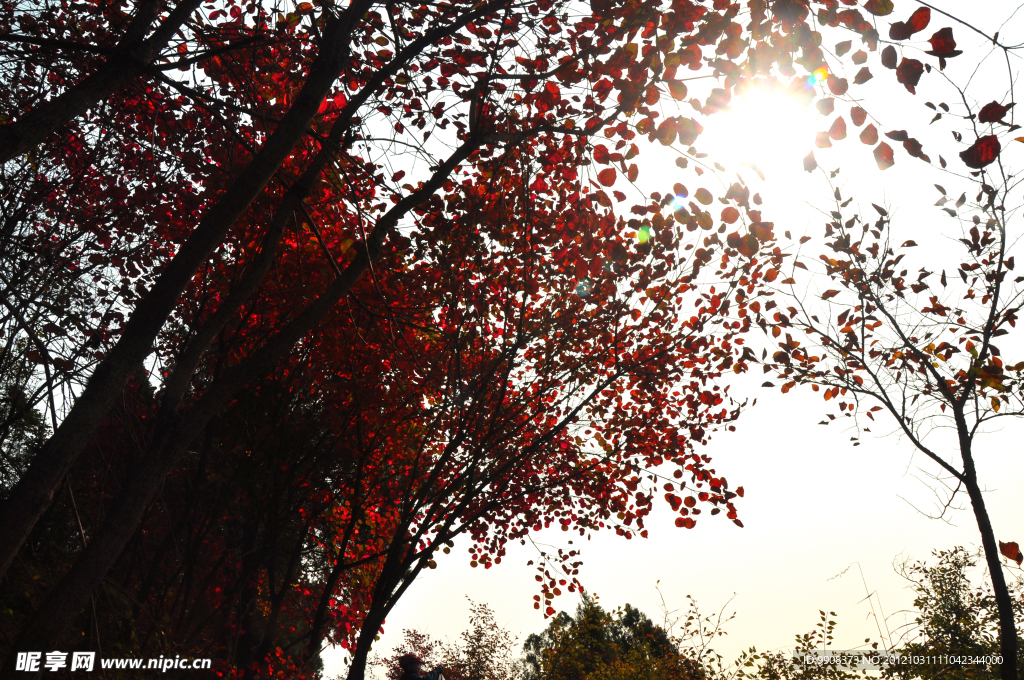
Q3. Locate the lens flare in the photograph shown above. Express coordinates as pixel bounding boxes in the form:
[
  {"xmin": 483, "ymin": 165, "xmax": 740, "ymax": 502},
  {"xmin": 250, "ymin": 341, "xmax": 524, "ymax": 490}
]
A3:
[{"xmin": 807, "ymin": 67, "xmax": 828, "ymax": 87}]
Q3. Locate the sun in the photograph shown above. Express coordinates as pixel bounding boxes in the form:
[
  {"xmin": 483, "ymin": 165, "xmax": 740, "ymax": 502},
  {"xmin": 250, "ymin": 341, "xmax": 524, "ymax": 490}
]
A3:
[{"xmin": 700, "ymin": 83, "xmax": 817, "ymax": 181}]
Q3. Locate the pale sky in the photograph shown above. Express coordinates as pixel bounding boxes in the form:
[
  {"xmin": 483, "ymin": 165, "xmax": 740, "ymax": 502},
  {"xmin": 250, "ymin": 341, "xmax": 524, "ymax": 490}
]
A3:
[{"xmin": 325, "ymin": 2, "xmax": 1024, "ymax": 676}]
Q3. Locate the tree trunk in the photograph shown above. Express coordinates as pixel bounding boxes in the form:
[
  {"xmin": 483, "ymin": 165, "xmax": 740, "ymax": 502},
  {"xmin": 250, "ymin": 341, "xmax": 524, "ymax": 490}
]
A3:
[{"xmin": 959, "ymin": 426, "xmax": 1019, "ymax": 680}]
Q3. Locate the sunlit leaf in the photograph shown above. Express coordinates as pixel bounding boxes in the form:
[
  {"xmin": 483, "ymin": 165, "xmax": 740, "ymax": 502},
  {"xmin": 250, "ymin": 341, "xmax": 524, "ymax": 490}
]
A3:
[
  {"xmin": 803, "ymin": 150, "xmax": 818, "ymax": 173},
  {"xmin": 874, "ymin": 142, "xmax": 895, "ymax": 170},
  {"xmin": 863, "ymin": 0, "xmax": 893, "ymax": 16},
  {"xmin": 667, "ymin": 81, "xmax": 688, "ymax": 99},
  {"xmin": 828, "ymin": 116, "xmax": 847, "ymax": 140}
]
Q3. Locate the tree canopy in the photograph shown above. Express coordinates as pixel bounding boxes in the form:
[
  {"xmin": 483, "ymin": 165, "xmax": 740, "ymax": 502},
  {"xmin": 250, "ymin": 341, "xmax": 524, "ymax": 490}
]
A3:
[
  {"xmin": 0, "ymin": 0, "xmax": 1015, "ymax": 676},
  {"xmin": 523, "ymin": 597, "xmax": 703, "ymax": 680}
]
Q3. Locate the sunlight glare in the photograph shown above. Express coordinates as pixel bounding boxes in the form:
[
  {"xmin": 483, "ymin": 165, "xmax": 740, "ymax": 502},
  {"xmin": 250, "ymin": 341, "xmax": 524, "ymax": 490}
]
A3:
[{"xmin": 701, "ymin": 84, "xmax": 817, "ymax": 183}]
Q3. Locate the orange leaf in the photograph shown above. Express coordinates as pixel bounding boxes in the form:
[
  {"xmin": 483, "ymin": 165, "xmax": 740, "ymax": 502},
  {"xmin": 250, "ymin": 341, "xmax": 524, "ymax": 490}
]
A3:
[
  {"xmin": 1000, "ymin": 541, "xmax": 1023, "ymax": 566},
  {"xmin": 695, "ymin": 188, "xmax": 713, "ymax": 205},
  {"xmin": 737, "ymin": 234, "xmax": 758, "ymax": 257},
  {"xmin": 667, "ymin": 81, "xmax": 688, "ymax": 99},
  {"xmin": 721, "ymin": 207, "xmax": 739, "ymax": 223}
]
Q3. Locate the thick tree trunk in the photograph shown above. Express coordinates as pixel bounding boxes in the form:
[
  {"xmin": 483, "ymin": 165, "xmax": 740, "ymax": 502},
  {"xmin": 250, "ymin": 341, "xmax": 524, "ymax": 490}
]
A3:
[
  {"xmin": 959, "ymin": 425, "xmax": 1019, "ymax": 680},
  {"xmin": 0, "ymin": 8, "xmax": 364, "ymax": 583}
]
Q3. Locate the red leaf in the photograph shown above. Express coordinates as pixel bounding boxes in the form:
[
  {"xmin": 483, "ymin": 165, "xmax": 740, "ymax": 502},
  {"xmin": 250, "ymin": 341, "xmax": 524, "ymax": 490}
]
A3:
[
  {"xmin": 828, "ymin": 116, "xmax": 847, "ymax": 140},
  {"xmin": 907, "ymin": 7, "xmax": 931, "ymax": 32},
  {"xmin": 627, "ymin": 164, "xmax": 639, "ymax": 182},
  {"xmin": 881, "ymin": 45, "xmax": 897, "ymax": 69},
  {"xmin": 979, "ymin": 102, "xmax": 1013, "ymax": 123},
  {"xmin": 853, "ymin": 67, "xmax": 873, "ymax": 84},
  {"xmin": 888, "ymin": 22, "xmax": 910, "ymax": 40},
  {"xmin": 851, "ymin": 106, "xmax": 867, "ymax": 126},
  {"xmin": 959, "ymin": 135, "xmax": 1001, "ymax": 169},
  {"xmin": 896, "ymin": 58, "xmax": 924, "ymax": 94},
  {"xmin": 598, "ymin": 168, "xmax": 617, "ymax": 186},
  {"xmin": 926, "ymin": 27, "xmax": 960, "ymax": 57},
  {"xmin": 903, "ymin": 138, "xmax": 928, "ymax": 161},
  {"xmin": 594, "ymin": 144, "xmax": 610, "ymax": 164},
  {"xmin": 1000, "ymin": 541, "xmax": 1024, "ymax": 566},
  {"xmin": 874, "ymin": 142, "xmax": 895, "ymax": 170},
  {"xmin": 860, "ymin": 124, "xmax": 878, "ymax": 145},
  {"xmin": 826, "ymin": 75, "xmax": 849, "ymax": 96},
  {"xmin": 889, "ymin": 7, "xmax": 929, "ymax": 40},
  {"xmin": 721, "ymin": 207, "xmax": 740, "ymax": 224}
]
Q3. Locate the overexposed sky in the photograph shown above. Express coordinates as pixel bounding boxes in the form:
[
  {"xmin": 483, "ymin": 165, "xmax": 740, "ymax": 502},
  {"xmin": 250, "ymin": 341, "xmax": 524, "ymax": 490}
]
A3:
[{"xmin": 326, "ymin": 2, "xmax": 1024, "ymax": 675}]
